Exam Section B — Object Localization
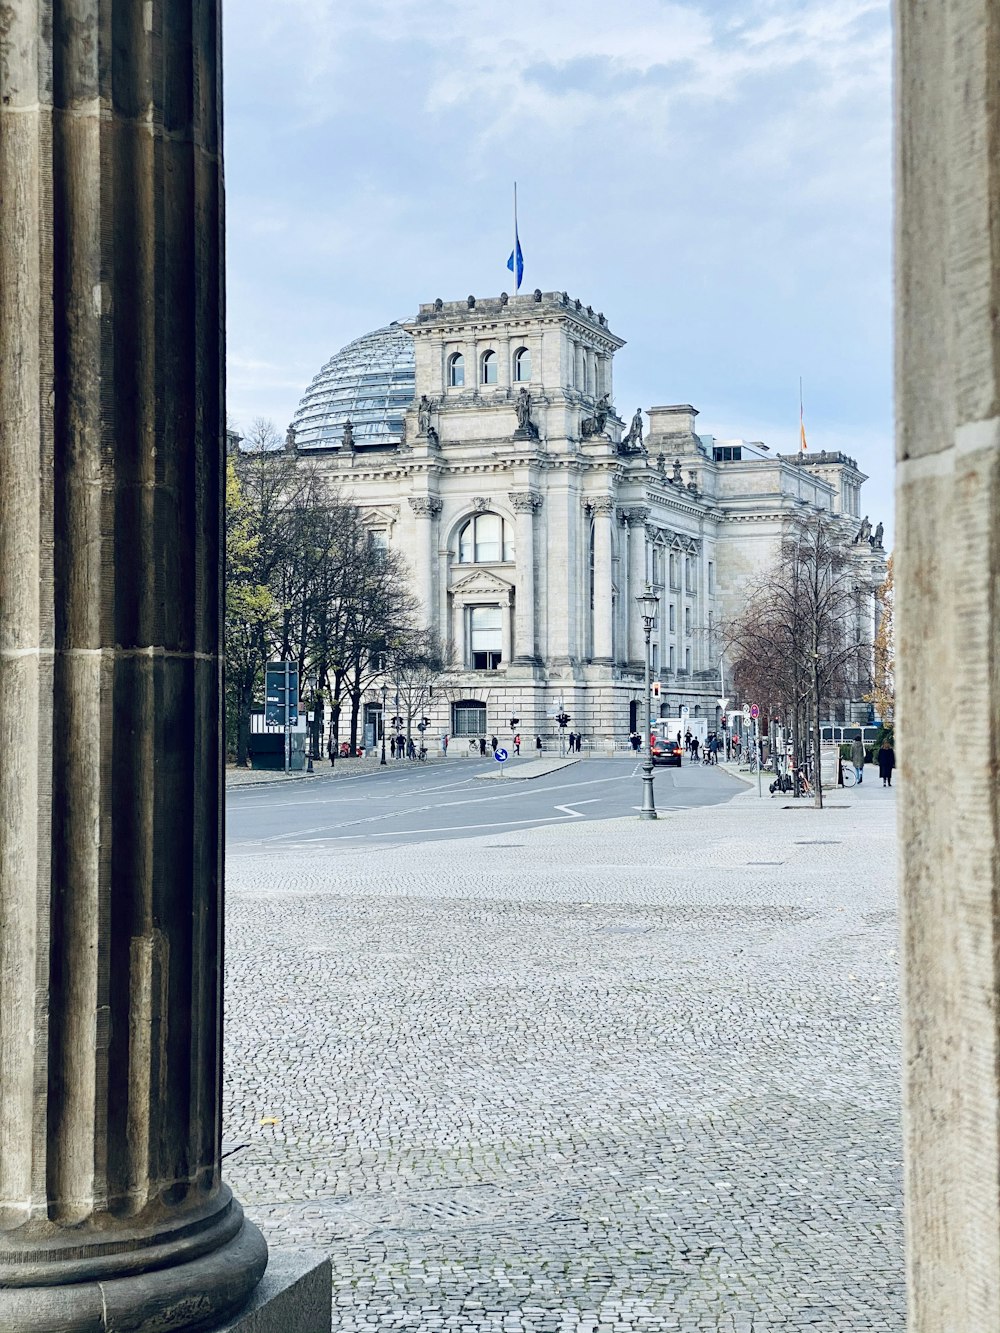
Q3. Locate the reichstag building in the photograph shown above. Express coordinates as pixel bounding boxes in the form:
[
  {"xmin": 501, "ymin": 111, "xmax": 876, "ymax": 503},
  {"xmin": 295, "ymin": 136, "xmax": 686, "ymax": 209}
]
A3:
[{"xmin": 286, "ymin": 291, "xmax": 886, "ymax": 744}]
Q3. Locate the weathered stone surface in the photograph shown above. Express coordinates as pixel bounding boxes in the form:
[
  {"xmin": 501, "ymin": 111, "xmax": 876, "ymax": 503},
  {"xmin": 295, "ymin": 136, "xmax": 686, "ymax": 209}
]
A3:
[
  {"xmin": 216, "ymin": 1251, "xmax": 332, "ymax": 1333},
  {"xmin": 896, "ymin": 1, "xmax": 1000, "ymax": 1329},
  {"xmin": 0, "ymin": 2, "xmax": 283, "ymax": 1328}
]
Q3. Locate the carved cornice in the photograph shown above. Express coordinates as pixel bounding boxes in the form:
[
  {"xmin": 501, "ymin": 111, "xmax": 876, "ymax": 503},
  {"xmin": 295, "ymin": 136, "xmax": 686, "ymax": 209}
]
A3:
[
  {"xmin": 508, "ymin": 491, "xmax": 543, "ymax": 513},
  {"xmin": 408, "ymin": 496, "xmax": 443, "ymax": 517},
  {"xmin": 620, "ymin": 505, "xmax": 650, "ymax": 526}
]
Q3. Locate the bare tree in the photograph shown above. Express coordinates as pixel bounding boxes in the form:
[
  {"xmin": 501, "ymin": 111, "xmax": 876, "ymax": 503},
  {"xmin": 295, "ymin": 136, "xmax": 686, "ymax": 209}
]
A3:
[{"xmin": 725, "ymin": 512, "xmax": 868, "ymax": 807}]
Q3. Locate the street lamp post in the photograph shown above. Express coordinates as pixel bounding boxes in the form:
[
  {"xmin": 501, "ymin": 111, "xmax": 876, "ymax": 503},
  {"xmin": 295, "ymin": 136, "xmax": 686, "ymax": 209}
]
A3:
[
  {"xmin": 380, "ymin": 683, "xmax": 388, "ymax": 766},
  {"xmin": 636, "ymin": 586, "xmax": 660, "ymax": 820}
]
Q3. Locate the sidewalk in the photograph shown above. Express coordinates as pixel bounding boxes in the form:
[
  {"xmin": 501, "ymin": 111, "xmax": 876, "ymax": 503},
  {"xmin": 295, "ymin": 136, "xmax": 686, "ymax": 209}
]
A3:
[{"xmin": 224, "ymin": 775, "xmax": 902, "ymax": 1332}]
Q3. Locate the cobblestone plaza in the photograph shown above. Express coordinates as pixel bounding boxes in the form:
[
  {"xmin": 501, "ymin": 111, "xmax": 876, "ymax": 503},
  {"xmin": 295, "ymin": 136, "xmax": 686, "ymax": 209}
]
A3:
[{"xmin": 223, "ymin": 779, "xmax": 902, "ymax": 1332}]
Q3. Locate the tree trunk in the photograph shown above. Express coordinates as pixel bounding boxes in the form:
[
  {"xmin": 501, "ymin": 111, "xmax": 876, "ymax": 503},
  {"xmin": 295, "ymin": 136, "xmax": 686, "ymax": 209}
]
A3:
[
  {"xmin": 813, "ymin": 663, "xmax": 824, "ymax": 809},
  {"xmin": 349, "ymin": 691, "xmax": 361, "ymax": 755}
]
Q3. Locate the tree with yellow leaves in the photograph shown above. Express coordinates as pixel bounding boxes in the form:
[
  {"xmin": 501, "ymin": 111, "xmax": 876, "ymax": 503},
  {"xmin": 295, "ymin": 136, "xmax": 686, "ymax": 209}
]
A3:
[{"xmin": 866, "ymin": 553, "xmax": 894, "ymax": 724}]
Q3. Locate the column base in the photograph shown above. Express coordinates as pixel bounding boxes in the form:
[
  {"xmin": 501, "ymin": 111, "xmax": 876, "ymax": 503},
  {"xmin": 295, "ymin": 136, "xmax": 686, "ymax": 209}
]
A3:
[
  {"xmin": 0, "ymin": 1195, "xmax": 268, "ymax": 1333},
  {"xmin": 216, "ymin": 1249, "xmax": 331, "ymax": 1333}
]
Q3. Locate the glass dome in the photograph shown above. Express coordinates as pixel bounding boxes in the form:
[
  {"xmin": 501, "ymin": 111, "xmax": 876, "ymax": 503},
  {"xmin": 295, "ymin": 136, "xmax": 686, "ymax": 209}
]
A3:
[{"xmin": 292, "ymin": 321, "xmax": 415, "ymax": 450}]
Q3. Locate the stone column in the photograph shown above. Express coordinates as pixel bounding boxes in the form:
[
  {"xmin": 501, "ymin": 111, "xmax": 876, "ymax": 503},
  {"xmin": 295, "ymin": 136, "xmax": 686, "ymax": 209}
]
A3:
[
  {"xmin": 623, "ymin": 508, "xmax": 650, "ymax": 668},
  {"xmin": 509, "ymin": 492, "xmax": 542, "ymax": 663},
  {"xmin": 501, "ymin": 597, "xmax": 513, "ymax": 669},
  {"xmin": 0, "ymin": 3, "xmax": 270, "ymax": 1329},
  {"xmin": 590, "ymin": 499, "xmax": 615, "ymax": 664},
  {"xmin": 408, "ymin": 496, "xmax": 442, "ymax": 638},
  {"xmin": 897, "ymin": 3, "xmax": 1000, "ymax": 1329}
]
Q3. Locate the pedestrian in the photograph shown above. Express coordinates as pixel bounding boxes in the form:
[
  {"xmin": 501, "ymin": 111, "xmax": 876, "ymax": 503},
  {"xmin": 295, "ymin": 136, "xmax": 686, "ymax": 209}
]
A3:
[
  {"xmin": 878, "ymin": 738, "xmax": 896, "ymax": 787},
  {"xmin": 406, "ymin": 736, "xmax": 416, "ymax": 760},
  {"xmin": 535, "ymin": 735, "xmax": 543, "ymax": 754},
  {"xmin": 851, "ymin": 736, "xmax": 866, "ymax": 784},
  {"xmin": 691, "ymin": 735, "xmax": 699, "ymax": 761},
  {"xmin": 440, "ymin": 734, "xmax": 449, "ymax": 754},
  {"xmin": 490, "ymin": 734, "xmax": 498, "ymax": 754},
  {"xmin": 514, "ymin": 734, "xmax": 520, "ymax": 756},
  {"xmin": 479, "ymin": 737, "xmax": 487, "ymax": 757},
  {"xmin": 629, "ymin": 730, "xmax": 641, "ymax": 752},
  {"xmin": 567, "ymin": 731, "xmax": 575, "ymax": 751},
  {"xmin": 684, "ymin": 728, "xmax": 692, "ymax": 753},
  {"xmin": 575, "ymin": 733, "xmax": 582, "ymax": 753},
  {"xmin": 389, "ymin": 734, "xmax": 396, "ymax": 759}
]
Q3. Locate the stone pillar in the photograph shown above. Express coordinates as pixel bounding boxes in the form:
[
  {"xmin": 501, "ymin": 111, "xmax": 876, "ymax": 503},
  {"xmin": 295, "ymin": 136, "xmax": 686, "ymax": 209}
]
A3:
[
  {"xmin": 501, "ymin": 599, "xmax": 513, "ymax": 669},
  {"xmin": 590, "ymin": 499, "xmax": 615, "ymax": 664},
  {"xmin": 408, "ymin": 496, "xmax": 442, "ymax": 637},
  {"xmin": 0, "ymin": 3, "xmax": 272, "ymax": 1328},
  {"xmin": 896, "ymin": 2, "xmax": 1000, "ymax": 1329},
  {"xmin": 623, "ymin": 508, "xmax": 650, "ymax": 668},
  {"xmin": 509, "ymin": 492, "xmax": 542, "ymax": 663}
]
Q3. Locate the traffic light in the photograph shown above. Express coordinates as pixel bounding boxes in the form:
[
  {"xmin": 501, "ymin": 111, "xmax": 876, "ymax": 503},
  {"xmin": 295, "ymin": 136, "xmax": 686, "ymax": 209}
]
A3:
[
  {"xmin": 556, "ymin": 712, "xmax": 570, "ymax": 728},
  {"xmin": 391, "ymin": 715, "xmax": 403, "ymax": 729},
  {"xmin": 421, "ymin": 716, "xmax": 430, "ymax": 727},
  {"xmin": 651, "ymin": 681, "xmax": 661, "ymax": 698}
]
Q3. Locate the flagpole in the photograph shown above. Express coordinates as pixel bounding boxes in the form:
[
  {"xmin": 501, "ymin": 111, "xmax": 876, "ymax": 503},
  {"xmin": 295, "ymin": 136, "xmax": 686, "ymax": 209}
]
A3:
[
  {"xmin": 797, "ymin": 376, "xmax": 803, "ymax": 502},
  {"xmin": 513, "ymin": 181, "xmax": 519, "ymax": 294}
]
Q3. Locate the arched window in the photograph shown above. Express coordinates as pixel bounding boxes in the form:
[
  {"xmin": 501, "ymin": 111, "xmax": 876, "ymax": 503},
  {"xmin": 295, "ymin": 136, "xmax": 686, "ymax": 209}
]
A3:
[
  {"xmin": 448, "ymin": 352, "xmax": 465, "ymax": 387},
  {"xmin": 457, "ymin": 513, "xmax": 514, "ymax": 563},
  {"xmin": 513, "ymin": 347, "xmax": 531, "ymax": 382},
  {"xmin": 481, "ymin": 350, "xmax": 498, "ymax": 385}
]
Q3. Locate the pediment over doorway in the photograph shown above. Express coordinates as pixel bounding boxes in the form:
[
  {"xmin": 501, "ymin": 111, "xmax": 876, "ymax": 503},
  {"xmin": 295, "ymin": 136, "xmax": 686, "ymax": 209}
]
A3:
[{"xmin": 450, "ymin": 569, "xmax": 514, "ymax": 599}]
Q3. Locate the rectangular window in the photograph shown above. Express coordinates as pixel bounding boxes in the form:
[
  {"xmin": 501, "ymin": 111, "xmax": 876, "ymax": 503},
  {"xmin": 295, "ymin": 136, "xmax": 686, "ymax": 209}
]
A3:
[
  {"xmin": 669, "ymin": 554, "xmax": 679, "ymax": 590},
  {"xmin": 651, "ymin": 644, "xmax": 659, "ymax": 674},
  {"xmin": 685, "ymin": 607, "xmax": 691, "ymax": 635},
  {"xmin": 708, "ymin": 561, "xmax": 714, "ymax": 594},
  {"xmin": 712, "ymin": 445, "xmax": 742, "ymax": 462},
  {"xmin": 453, "ymin": 702, "xmax": 487, "ymax": 736},
  {"xmin": 669, "ymin": 645, "xmax": 675, "ymax": 671},
  {"xmin": 469, "ymin": 605, "xmax": 502, "ymax": 670},
  {"xmin": 669, "ymin": 603, "xmax": 676, "ymax": 632},
  {"xmin": 685, "ymin": 647, "xmax": 691, "ymax": 672}
]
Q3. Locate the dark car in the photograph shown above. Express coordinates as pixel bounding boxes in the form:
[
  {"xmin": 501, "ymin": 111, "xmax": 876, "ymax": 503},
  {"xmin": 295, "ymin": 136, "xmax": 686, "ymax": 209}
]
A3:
[{"xmin": 650, "ymin": 737, "xmax": 683, "ymax": 767}]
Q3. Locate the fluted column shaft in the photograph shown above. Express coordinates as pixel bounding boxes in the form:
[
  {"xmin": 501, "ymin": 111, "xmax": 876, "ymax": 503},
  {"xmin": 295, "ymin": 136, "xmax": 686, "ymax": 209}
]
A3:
[
  {"xmin": 407, "ymin": 495, "xmax": 442, "ymax": 639},
  {"xmin": 591, "ymin": 499, "xmax": 615, "ymax": 664},
  {"xmin": 0, "ymin": 4, "xmax": 266, "ymax": 1329},
  {"xmin": 509, "ymin": 492, "xmax": 540, "ymax": 663},
  {"xmin": 624, "ymin": 508, "xmax": 650, "ymax": 668}
]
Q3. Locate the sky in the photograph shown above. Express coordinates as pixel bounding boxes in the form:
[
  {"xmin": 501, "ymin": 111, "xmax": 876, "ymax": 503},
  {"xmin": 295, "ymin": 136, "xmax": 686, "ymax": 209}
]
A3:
[{"xmin": 224, "ymin": 0, "xmax": 893, "ymax": 538}]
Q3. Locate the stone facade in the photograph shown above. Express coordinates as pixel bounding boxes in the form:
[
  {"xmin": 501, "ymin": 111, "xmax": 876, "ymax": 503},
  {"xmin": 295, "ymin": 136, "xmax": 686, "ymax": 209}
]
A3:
[{"xmin": 291, "ymin": 294, "xmax": 885, "ymax": 744}]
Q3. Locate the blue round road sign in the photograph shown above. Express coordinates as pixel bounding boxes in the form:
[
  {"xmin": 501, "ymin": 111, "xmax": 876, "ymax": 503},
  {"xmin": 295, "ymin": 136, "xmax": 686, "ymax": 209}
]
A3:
[{"xmin": 494, "ymin": 747, "xmax": 509, "ymax": 762}]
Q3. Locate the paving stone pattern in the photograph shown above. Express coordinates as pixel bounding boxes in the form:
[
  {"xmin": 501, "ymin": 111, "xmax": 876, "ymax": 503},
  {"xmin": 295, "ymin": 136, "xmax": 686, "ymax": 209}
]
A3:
[{"xmin": 224, "ymin": 783, "xmax": 903, "ymax": 1331}]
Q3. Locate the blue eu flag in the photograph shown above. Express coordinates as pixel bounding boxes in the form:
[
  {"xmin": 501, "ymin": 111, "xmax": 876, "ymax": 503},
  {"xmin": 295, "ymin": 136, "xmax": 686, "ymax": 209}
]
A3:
[{"xmin": 507, "ymin": 231, "xmax": 524, "ymax": 292}]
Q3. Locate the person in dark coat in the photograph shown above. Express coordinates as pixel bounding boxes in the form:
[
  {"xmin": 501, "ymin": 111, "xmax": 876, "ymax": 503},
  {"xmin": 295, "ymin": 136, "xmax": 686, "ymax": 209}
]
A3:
[
  {"xmin": 878, "ymin": 740, "xmax": 896, "ymax": 787},
  {"xmin": 479, "ymin": 736, "xmax": 487, "ymax": 756},
  {"xmin": 535, "ymin": 735, "xmax": 543, "ymax": 753},
  {"xmin": 389, "ymin": 734, "xmax": 396, "ymax": 759}
]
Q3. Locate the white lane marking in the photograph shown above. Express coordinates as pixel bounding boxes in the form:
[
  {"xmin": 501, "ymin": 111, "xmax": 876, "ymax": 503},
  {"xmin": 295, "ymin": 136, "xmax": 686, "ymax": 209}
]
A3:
[{"xmin": 552, "ymin": 800, "xmax": 600, "ymax": 818}]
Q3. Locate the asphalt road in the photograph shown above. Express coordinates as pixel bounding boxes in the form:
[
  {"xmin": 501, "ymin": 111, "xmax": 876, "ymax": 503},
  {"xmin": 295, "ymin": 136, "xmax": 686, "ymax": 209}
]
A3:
[{"xmin": 226, "ymin": 756, "xmax": 743, "ymax": 857}]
